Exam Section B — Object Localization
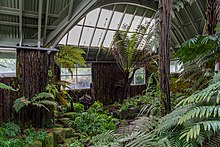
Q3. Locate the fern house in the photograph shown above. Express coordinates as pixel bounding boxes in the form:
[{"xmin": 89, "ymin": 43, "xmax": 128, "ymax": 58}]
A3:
[{"xmin": 0, "ymin": 0, "xmax": 219, "ymax": 146}]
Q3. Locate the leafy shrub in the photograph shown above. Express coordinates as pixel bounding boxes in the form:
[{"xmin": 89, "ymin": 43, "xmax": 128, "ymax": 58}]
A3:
[
  {"xmin": 0, "ymin": 122, "xmax": 50, "ymax": 146},
  {"xmin": 24, "ymin": 129, "xmax": 50, "ymax": 144},
  {"xmin": 73, "ymin": 103, "xmax": 84, "ymax": 113},
  {"xmin": 70, "ymin": 102, "xmax": 118, "ymax": 136},
  {"xmin": 0, "ymin": 122, "xmax": 20, "ymax": 137}
]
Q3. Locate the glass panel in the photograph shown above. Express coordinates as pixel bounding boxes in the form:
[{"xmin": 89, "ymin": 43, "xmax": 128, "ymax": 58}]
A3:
[
  {"xmin": 78, "ymin": 18, "xmax": 85, "ymax": 25},
  {"xmin": 61, "ymin": 68, "xmax": 76, "ymax": 76},
  {"xmin": 103, "ymin": 31, "xmax": 115, "ymax": 47},
  {"xmin": 67, "ymin": 26, "xmax": 82, "ymax": 45},
  {"xmin": 135, "ymin": 68, "xmax": 144, "ymax": 74},
  {"xmin": 79, "ymin": 27, "xmax": 94, "ymax": 46},
  {"xmin": 0, "ymin": 51, "xmax": 16, "ymax": 77},
  {"xmin": 120, "ymin": 13, "xmax": 133, "ymax": 30},
  {"xmin": 59, "ymin": 34, "xmax": 67, "ymax": 45},
  {"xmin": 76, "ymin": 76, "xmax": 91, "ymax": 89},
  {"xmin": 61, "ymin": 75, "xmax": 77, "ymax": 89},
  {"xmin": 97, "ymin": 9, "xmax": 112, "ymax": 28},
  {"xmin": 91, "ymin": 29, "xmax": 105, "ymax": 47},
  {"xmin": 85, "ymin": 8, "xmax": 100, "ymax": 26},
  {"xmin": 129, "ymin": 16, "xmax": 142, "ymax": 32},
  {"xmin": 77, "ymin": 67, "xmax": 92, "ymax": 75},
  {"xmin": 109, "ymin": 11, "xmax": 123, "ymax": 29},
  {"xmin": 134, "ymin": 73, "xmax": 145, "ymax": 85}
]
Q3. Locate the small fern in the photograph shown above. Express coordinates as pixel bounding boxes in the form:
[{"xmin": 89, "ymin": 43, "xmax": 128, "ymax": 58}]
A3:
[
  {"xmin": 0, "ymin": 83, "xmax": 17, "ymax": 91},
  {"xmin": 13, "ymin": 92, "xmax": 57, "ymax": 113}
]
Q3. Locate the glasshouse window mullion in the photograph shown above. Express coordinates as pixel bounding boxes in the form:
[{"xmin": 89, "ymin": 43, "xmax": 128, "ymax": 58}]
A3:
[
  {"xmin": 86, "ymin": 8, "xmax": 102, "ymax": 59},
  {"xmin": 78, "ymin": 15, "xmax": 86, "ymax": 47}
]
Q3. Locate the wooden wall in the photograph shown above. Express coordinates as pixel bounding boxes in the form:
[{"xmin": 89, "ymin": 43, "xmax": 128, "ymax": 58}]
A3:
[
  {"xmin": 16, "ymin": 49, "xmax": 56, "ymax": 127},
  {"xmin": 0, "ymin": 59, "xmax": 146, "ymax": 123},
  {"xmin": 0, "ymin": 77, "xmax": 17, "ymax": 123},
  {"xmin": 92, "ymin": 63, "xmax": 146, "ymax": 104}
]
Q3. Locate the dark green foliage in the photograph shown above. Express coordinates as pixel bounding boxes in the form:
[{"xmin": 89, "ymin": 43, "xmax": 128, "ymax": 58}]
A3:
[
  {"xmin": 0, "ymin": 122, "xmax": 20, "ymax": 137},
  {"xmin": 13, "ymin": 92, "xmax": 57, "ymax": 113},
  {"xmin": 70, "ymin": 102, "xmax": 118, "ymax": 136},
  {"xmin": 0, "ymin": 83, "xmax": 17, "ymax": 91},
  {"xmin": 0, "ymin": 122, "xmax": 49, "ymax": 146},
  {"xmin": 24, "ymin": 129, "xmax": 50, "ymax": 144},
  {"xmin": 55, "ymin": 46, "xmax": 86, "ymax": 76}
]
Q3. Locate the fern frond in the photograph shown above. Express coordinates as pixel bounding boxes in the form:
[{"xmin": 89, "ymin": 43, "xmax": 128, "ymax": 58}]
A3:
[
  {"xmin": 13, "ymin": 97, "xmax": 30, "ymax": 113},
  {"xmin": 32, "ymin": 92, "xmax": 55, "ymax": 101},
  {"xmin": 178, "ymin": 106, "xmax": 220, "ymax": 124},
  {"xmin": 180, "ymin": 121, "xmax": 220, "ymax": 141},
  {"xmin": 0, "ymin": 83, "xmax": 17, "ymax": 91}
]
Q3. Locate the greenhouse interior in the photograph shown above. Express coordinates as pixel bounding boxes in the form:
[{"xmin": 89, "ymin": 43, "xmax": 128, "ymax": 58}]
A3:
[{"xmin": 0, "ymin": 0, "xmax": 219, "ymax": 146}]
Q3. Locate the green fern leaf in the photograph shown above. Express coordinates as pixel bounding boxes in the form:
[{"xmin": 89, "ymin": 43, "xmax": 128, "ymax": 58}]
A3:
[
  {"xmin": 0, "ymin": 83, "xmax": 17, "ymax": 91},
  {"xmin": 13, "ymin": 97, "xmax": 30, "ymax": 113}
]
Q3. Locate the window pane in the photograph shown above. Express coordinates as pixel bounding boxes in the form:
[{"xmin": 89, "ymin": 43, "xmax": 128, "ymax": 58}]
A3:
[
  {"xmin": 91, "ymin": 29, "xmax": 105, "ymax": 47},
  {"xmin": 97, "ymin": 9, "xmax": 112, "ymax": 28},
  {"xmin": 61, "ymin": 75, "xmax": 77, "ymax": 89},
  {"xmin": 0, "ymin": 50, "xmax": 16, "ymax": 77},
  {"xmin": 129, "ymin": 16, "xmax": 142, "ymax": 32},
  {"xmin": 77, "ymin": 67, "xmax": 91, "ymax": 75},
  {"xmin": 59, "ymin": 34, "xmax": 67, "ymax": 45},
  {"xmin": 61, "ymin": 68, "xmax": 76, "ymax": 76},
  {"xmin": 103, "ymin": 31, "xmax": 115, "ymax": 47},
  {"xmin": 79, "ymin": 27, "xmax": 94, "ymax": 46},
  {"xmin": 76, "ymin": 76, "xmax": 91, "ymax": 89},
  {"xmin": 85, "ymin": 9, "xmax": 100, "ymax": 26},
  {"xmin": 120, "ymin": 13, "xmax": 133, "ymax": 30},
  {"xmin": 135, "ymin": 73, "xmax": 145, "ymax": 85},
  {"xmin": 67, "ymin": 26, "xmax": 82, "ymax": 45},
  {"xmin": 109, "ymin": 11, "xmax": 123, "ymax": 29}
]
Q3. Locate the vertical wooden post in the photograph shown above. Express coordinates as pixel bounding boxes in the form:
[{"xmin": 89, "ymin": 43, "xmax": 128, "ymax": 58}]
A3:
[
  {"xmin": 16, "ymin": 49, "xmax": 56, "ymax": 127},
  {"xmin": 206, "ymin": 0, "xmax": 219, "ymax": 35},
  {"xmin": 159, "ymin": 0, "xmax": 172, "ymax": 115}
]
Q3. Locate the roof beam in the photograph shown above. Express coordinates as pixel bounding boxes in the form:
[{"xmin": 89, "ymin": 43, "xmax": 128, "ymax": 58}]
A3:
[
  {"xmin": 38, "ymin": 0, "xmax": 43, "ymax": 47},
  {"xmin": 184, "ymin": 7, "xmax": 199, "ymax": 34},
  {"xmin": 78, "ymin": 16, "xmax": 86, "ymax": 46},
  {"xmin": 0, "ymin": 6, "xmax": 59, "ymax": 19},
  {"xmin": 43, "ymin": 0, "xmax": 50, "ymax": 44},
  {"xmin": 86, "ymin": 7, "xmax": 103, "ymax": 59},
  {"xmin": 19, "ymin": 0, "xmax": 23, "ymax": 47},
  {"xmin": 96, "ymin": 4, "xmax": 128, "ymax": 60},
  {"xmin": 0, "ymin": 21, "xmax": 56, "ymax": 30},
  {"xmin": 46, "ymin": 0, "xmax": 98, "ymax": 47}
]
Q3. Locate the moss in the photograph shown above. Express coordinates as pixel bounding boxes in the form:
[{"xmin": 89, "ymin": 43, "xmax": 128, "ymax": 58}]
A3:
[{"xmin": 28, "ymin": 141, "xmax": 42, "ymax": 147}]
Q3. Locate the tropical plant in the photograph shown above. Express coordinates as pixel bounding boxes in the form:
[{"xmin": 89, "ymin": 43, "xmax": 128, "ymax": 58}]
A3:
[
  {"xmin": 0, "ymin": 83, "xmax": 17, "ymax": 91},
  {"xmin": 55, "ymin": 45, "xmax": 86, "ymax": 77},
  {"xmin": 70, "ymin": 102, "xmax": 118, "ymax": 136},
  {"xmin": 13, "ymin": 92, "xmax": 57, "ymax": 113},
  {"xmin": 176, "ymin": 33, "xmax": 220, "ymax": 90},
  {"xmin": 111, "ymin": 30, "xmax": 157, "ymax": 102}
]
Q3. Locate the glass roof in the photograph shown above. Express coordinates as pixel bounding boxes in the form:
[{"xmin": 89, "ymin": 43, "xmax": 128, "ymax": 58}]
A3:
[{"xmin": 59, "ymin": 4, "xmax": 157, "ymax": 60}]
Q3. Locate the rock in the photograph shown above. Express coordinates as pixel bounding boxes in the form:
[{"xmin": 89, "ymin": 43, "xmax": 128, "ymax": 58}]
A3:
[{"xmin": 53, "ymin": 128, "xmax": 74, "ymax": 144}]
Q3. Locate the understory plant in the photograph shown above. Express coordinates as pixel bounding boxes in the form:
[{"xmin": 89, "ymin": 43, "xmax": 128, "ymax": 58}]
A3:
[
  {"xmin": 0, "ymin": 122, "xmax": 49, "ymax": 147},
  {"xmin": 120, "ymin": 72, "xmax": 220, "ymax": 147},
  {"xmin": 13, "ymin": 92, "xmax": 57, "ymax": 113},
  {"xmin": 70, "ymin": 102, "xmax": 118, "ymax": 136}
]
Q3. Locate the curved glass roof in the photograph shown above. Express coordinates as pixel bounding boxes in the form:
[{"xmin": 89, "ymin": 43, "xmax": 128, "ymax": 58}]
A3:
[{"xmin": 58, "ymin": 4, "xmax": 157, "ymax": 60}]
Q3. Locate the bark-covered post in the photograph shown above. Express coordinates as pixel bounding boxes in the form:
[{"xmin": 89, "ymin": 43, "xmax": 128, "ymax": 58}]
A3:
[
  {"xmin": 16, "ymin": 49, "xmax": 56, "ymax": 127},
  {"xmin": 206, "ymin": 0, "xmax": 220, "ymax": 71},
  {"xmin": 158, "ymin": 0, "xmax": 172, "ymax": 115},
  {"xmin": 206, "ymin": 0, "xmax": 219, "ymax": 35}
]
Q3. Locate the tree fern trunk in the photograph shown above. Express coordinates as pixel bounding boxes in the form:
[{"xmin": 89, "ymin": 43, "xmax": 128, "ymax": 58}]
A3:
[
  {"xmin": 158, "ymin": 0, "xmax": 172, "ymax": 115},
  {"xmin": 206, "ymin": 0, "xmax": 219, "ymax": 35}
]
